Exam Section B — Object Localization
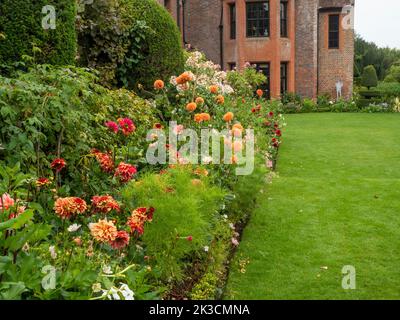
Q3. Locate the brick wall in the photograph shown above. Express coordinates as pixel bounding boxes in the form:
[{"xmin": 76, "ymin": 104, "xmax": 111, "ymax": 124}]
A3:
[
  {"xmin": 318, "ymin": 0, "xmax": 354, "ymax": 99},
  {"xmin": 184, "ymin": 0, "xmax": 222, "ymax": 65},
  {"xmin": 295, "ymin": 0, "xmax": 319, "ymax": 99},
  {"xmin": 163, "ymin": 0, "xmax": 355, "ymax": 100}
]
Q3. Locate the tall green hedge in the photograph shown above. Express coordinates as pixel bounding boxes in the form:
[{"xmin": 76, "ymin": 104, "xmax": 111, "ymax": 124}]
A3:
[
  {"xmin": 78, "ymin": 0, "xmax": 184, "ymax": 89},
  {"xmin": 124, "ymin": 0, "xmax": 184, "ymax": 89},
  {"xmin": 0, "ymin": 0, "xmax": 77, "ymax": 67}
]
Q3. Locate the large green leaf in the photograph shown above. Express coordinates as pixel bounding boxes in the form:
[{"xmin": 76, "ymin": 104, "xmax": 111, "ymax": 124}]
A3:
[{"xmin": 0, "ymin": 209, "xmax": 33, "ymax": 232}]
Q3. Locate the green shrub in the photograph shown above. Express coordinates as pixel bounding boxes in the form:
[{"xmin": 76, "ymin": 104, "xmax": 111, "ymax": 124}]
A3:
[
  {"xmin": 301, "ymin": 98, "xmax": 317, "ymax": 113},
  {"xmin": 377, "ymin": 82, "xmax": 400, "ymax": 98},
  {"xmin": 121, "ymin": 167, "xmax": 225, "ymax": 281},
  {"xmin": 361, "ymin": 65, "xmax": 378, "ymax": 89},
  {"xmin": 384, "ymin": 65, "xmax": 400, "ymax": 83},
  {"xmin": 0, "ymin": 65, "xmax": 157, "ymax": 186},
  {"xmin": 191, "ymin": 273, "xmax": 219, "ymax": 300},
  {"xmin": 77, "ymin": 0, "xmax": 184, "ymax": 89},
  {"xmin": 281, "ymin": 92, "xmax": 302, "ymax": 105},
  {"xmin": 0, "ymin": 0, "xmax": 77, "ymax": 69},
  {"xmin": 227, "ymin": 66, "xmax": 267, "ymax": 97}
]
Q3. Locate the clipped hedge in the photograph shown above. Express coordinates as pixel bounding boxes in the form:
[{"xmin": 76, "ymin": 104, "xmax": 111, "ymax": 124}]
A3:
[
  {"xmin": 0, "ymin": 0, "xmax": 77, "ymax": 67},
  {"xmin": 78, "ymin": 0, "xmax": 184, "ymax": 90}
]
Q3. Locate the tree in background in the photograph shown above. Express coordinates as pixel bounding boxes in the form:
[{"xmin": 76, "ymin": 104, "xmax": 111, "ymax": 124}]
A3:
[
  {"xmin": 361, "ymin": 65, "xmax": 378, "ymax": 90},
  {"xmin": 355, "ymin": 34, "xmax": 400, "ymax": 80},
  {"xmin": 384, "ymin": 64, "xmax": 400, "ymax": 83}
]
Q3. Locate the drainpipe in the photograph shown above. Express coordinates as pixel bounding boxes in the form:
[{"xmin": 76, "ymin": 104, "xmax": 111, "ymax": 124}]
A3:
[
  {"xmin": 177, "ymin": 0, "xmax": 181, "ymax": 30},
  {"xmin": 219, "ymin": 1, "xmax": 224, "ymax": 68},
  {"xmin": 182, "ymin": 0, "xmax": 187, "ymax": 44}
]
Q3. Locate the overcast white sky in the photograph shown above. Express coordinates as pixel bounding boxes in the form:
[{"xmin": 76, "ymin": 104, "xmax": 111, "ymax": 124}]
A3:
[{"xmin": 355, "ymin": 0, "xmax": 400, "ymax": 49}]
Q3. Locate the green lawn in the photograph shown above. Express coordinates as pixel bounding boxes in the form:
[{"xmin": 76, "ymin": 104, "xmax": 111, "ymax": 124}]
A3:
[{"xmin": 225, "ymin": 113, "xmax": 400, "ymax": 300}]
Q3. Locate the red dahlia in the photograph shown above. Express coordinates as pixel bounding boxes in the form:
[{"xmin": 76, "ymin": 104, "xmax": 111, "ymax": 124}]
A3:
[
  {"xmin": 51, "ymin": 158, "xmax": 66, "ymax": 172},
  {"xmin": 110, "ymin": 231, "xmax": 130, "ymax": 249},
  {"xmin": 114, "ymin": 162, "xmax": 137, "ymax": 183}
]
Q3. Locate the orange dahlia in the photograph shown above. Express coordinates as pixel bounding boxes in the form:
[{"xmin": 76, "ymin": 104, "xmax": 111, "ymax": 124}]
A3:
[
  {"xmin": 176, "ymin": 72, "xmax": 192, "ymax": 84},
  {"xmin": 54, "ymin": 197, "xmax": 87, "ymax": 219},
  {"xmin": 89, "ymin": 219, "xmax": 118, "ymax": 243},
  {"xmin": 186, "ymin": 102, "xmax": 197, "ymax": 112},
  {"xmin": 201, "ymin": 113, "xmax": 211, "ymax": 121},
  {"xmin": 223, "ymin": 112, "xmax": 234, "ymax": 122},
  {"xmin": 91, "ymin": 195, "xmax": 120, "ymax": 214},
  {"xmin": 232, "ymin": 123, "xmax": 244, "ymax": 137},
  {"xmin": 194, "ymin": 113, "xmax": 211, "ymax": 123},
  {"xmin": 216, "ymin": 95, "xmax": 225, "ymax": 105},
  {"xmin": 195, "ymin": 97, "xmax": 205, "ymax": 105},
  {"xmin": 256, "ymin": 89, "xmax": 263, "ymax": 97},
  {"xmin": 92, "ymin": 149, "xmax": 114, "ymax": 173},
  {"xmin": 209, "ymin": 85, "xmax": 219, "ymax": 94},
  {"xmin": 154, "ymin": 79, "xmax": 165, "ymax": 90},
  {"xmin": 194, "ymin": 167, "xmax": 209, "ymax": 176},
  {"xmin": 126, "ymin": 207, "xmax": 154, "ymax": 235},
  {"xmin": 232, "ymin": 123, "xmax": 244, "ymax": 132}
]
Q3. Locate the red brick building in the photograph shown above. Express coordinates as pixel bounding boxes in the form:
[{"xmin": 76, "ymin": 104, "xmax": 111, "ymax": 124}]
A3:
[{"xmin": 158, "ymin": 0, "xmax": 355, "ymax": 100}]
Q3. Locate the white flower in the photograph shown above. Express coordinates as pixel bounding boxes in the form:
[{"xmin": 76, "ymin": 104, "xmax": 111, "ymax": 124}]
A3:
[
  {"xmin": 222, "ymin": 214, "xmax": 228, "ymax": 220},
  {"xmin": 67, "ymin": 223, "xmax": 81, "ymax": 232},
  {"xmin": 204, "ymin": 246, "xmax": 209, "ymax": 252},
  {"xmin": 22, "ymin": 242, "xmax": 30, "ymax": 252},
  {"xmin": 229, "ymin": 223, "xmax": 235, "ymax": 230},
  {"xmin": 120, "ymin": 284, "xmax": 135, "ymax": 300},
  {"xmin": 202, "ymin": 155, "xmax": 213, "ymax": 164},
  {"xmin": 106, "ymin": 287, "xmax": 121, "ymax": 300},
  {"xmin": 102, "ymin": 265, "xmax": 113, "ymax": 275},
  {"xmin": 49, "ymin": 245, "xmax": 57, "ymax": 259},
  {"xmin": 92, "ymin": 283, "xmax": 102, "ymax": 293}
]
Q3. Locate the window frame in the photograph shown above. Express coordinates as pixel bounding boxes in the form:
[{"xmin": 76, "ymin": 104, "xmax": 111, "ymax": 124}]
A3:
[
  {"xmin": 280, "ymin": 1, "xmax": 288, "ymax": 38},
  {"xmin": 252, "ymin": 62, "xmax": 271, "ymax": 99},
  {"xmin": 246, "ymin": 1, "xmax": 270, "ymax": 38},
  {"xmin": 328, "ymin": 14, "xmax": 340, "ymax": 49},
  {"xmin": 229, "ymin": 3, "xmax": 236, "ymax": 40},
  {"xmin": 280, "ymin": 62, "xmax": 288, "ymax": 95}
]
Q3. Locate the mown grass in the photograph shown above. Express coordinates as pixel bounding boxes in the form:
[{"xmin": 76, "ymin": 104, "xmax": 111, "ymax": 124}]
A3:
[{"xmin": 225, "ymin": 113, "xmax": 400, "ymax": 299}]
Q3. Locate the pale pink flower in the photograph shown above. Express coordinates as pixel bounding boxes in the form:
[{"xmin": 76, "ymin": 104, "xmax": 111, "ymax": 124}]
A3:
[
  {"xmin": 0, "ymin": 193, "xmax": 15, "ymax": 210},
  {"xmin": 173, "ymin": 125, "xmax": 184, "ymax": 135}
]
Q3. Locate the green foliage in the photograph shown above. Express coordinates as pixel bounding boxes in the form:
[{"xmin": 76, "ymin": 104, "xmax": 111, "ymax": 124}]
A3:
[
  {"xmin": 361, "ymin": 65, "xmax": 378, "ymax": 89},
  {"xmin": 121, "ymin": 167, "xmax": 225, "ymax": 281},
  {"xmin": 227, "ymin": 67, "xmax": 267, "ymax": 97},
  {"xmin": 225, "ymin": 155, "xmax": 267, "ymax": 223},
  {"xmin": 301, "ymin": 98, "xmax": 317, "ymax": 113},
  {"xmin": 0, "ymin": 65, "xmax": 157, "ymax": 189},
  {"xmin": 384, "ymin": 65, "xmax": 400, "ymax": 83},
  {"xmin": 281, "ymin": 92, "xmax": 302, "ymax": 105},
  {"xmin": 77, "ymin": 0, "xmax": 184, "ymax": 89},
  {"xmin": 121, "ymin": 0, "xmax": 184, "ymax": 90},
  {"xmin": 0, "ymin": 0, "xmax": 77, "ymax": 71},
  {"xmin": 354, "ymin": 34, "xmax": 400, "ymax": 80},
  {"xmin": 191, "ymin": 273, "xmax": 218, "ymax": 300}
]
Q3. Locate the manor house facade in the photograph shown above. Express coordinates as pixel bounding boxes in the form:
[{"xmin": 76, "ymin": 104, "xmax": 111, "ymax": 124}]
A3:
[{"xmin": 158, "ymin": 0, "xmax": 355, "ymax": 99}]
